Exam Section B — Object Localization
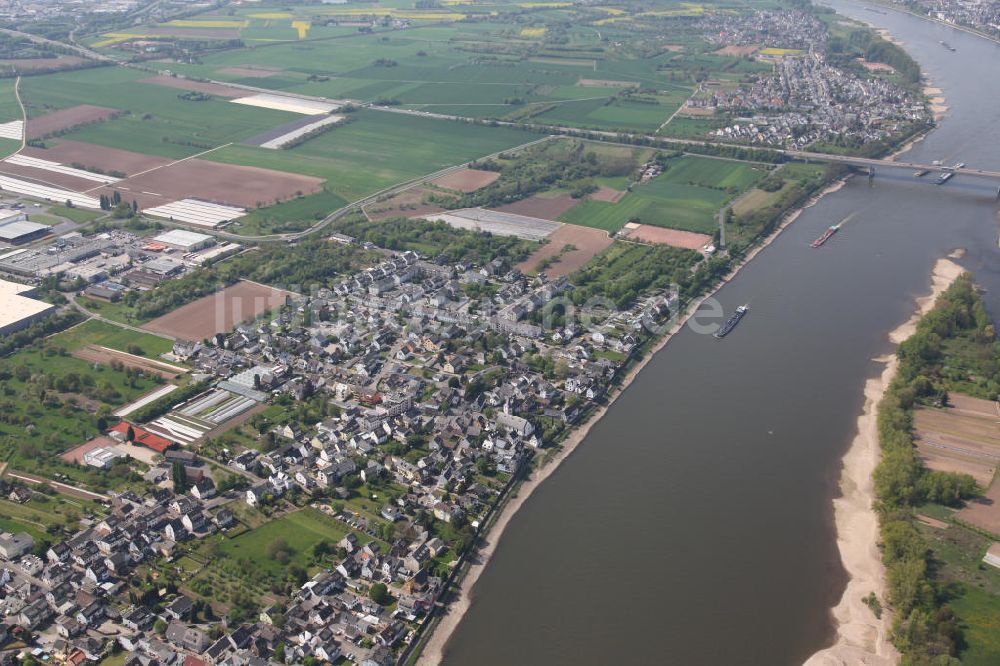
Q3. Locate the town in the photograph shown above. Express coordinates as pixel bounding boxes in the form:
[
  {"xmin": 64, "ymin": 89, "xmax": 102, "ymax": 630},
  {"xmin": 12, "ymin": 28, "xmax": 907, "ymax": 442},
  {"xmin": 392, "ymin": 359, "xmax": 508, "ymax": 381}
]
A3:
[{"xmin": 0, "ymin": 222, "xmax": 676, "ymax": 666}]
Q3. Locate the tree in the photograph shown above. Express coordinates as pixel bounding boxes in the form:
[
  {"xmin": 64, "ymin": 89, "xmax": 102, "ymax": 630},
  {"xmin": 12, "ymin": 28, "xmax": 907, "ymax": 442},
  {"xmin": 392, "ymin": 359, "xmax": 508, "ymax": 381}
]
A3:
[
  {"xmin": 113, "ymin": 190, "xmax": 121, "ymax": 205},
  {"xmin": 369, "ymin": 582, "xmax": 389, "ymax": 605},
  {"xmin": 172, "ymin": 460, "xmax": 188, "ymax": 492},
  {"xmin": 154, "ymin": 618, "xmax": 167, "ymax": 635},
  {"xmin": 125, "ymin": 424, "xmax": 136, "ymax": 442}
]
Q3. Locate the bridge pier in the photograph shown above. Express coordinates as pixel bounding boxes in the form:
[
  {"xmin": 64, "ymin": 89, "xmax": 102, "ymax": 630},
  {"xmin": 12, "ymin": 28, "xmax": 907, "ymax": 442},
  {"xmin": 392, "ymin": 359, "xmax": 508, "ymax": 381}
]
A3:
[{"xmin": 868, "ymin": 166, "xmax": 875, "ymax": 186}]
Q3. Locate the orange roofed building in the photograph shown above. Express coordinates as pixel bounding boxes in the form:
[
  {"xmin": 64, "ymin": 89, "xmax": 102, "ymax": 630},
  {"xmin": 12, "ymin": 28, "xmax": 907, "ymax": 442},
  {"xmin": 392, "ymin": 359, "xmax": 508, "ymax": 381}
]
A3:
[{"xmin": 108, "ymin": 422, "xmax": 174, "ymax": 453}]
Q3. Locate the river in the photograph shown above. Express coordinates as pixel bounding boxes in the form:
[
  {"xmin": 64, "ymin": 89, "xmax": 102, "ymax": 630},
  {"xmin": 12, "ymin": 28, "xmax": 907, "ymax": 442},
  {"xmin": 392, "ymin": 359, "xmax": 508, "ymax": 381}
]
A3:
[{"xmin": 438, "ymin": 3, "xmax": 1000, "ymax": 665}]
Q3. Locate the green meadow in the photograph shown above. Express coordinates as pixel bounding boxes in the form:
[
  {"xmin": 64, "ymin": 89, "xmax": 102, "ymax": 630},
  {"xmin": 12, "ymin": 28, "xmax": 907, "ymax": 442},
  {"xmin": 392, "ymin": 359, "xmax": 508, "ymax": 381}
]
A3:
[
  {"xmin": 560, "ymin": 156, "xmax": 765, "ymax": 233},
  {"xmin": 205, "ymin": 110, "xmax": 538, "ymax": 202}
]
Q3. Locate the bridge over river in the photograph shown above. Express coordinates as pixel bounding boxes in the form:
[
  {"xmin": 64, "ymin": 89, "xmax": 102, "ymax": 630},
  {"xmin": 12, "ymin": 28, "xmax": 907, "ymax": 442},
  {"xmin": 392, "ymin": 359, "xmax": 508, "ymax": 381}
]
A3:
[{"xmin": 787, "ymin": 149, "xmax": 1000, "ymax": 181}]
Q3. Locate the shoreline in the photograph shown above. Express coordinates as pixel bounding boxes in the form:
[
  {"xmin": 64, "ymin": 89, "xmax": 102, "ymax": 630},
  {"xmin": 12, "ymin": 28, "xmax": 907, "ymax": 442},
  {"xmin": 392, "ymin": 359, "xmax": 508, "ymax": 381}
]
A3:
[
  {"xmin": 803, "ymin": 256, "xmax": 963, "ymax": 666},
  {"xmin": 415, "ymin": 176, "xmax": 850, "ymax": 665}
]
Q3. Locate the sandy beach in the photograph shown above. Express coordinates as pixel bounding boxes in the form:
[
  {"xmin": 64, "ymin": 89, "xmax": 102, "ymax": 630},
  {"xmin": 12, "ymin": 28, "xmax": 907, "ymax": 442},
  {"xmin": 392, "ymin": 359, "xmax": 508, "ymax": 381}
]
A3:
[
  {"xmin": 415, "ymin": 176, "xmax": 851, "ymax": 665},
  {"xmin": 804, "ymin": 256, "xmax": 963, "ymax": 666}
]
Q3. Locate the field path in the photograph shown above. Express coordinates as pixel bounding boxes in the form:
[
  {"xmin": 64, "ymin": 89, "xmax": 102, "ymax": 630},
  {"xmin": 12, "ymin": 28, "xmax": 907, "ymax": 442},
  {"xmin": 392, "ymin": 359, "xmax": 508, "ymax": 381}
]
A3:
[
  {"xmin": 5, "ymin": 469, "xmax": 110, "ymax": 501},
  {"xmin": 14, "ymin": 75, "xmax": 24, "ymax": 153}
]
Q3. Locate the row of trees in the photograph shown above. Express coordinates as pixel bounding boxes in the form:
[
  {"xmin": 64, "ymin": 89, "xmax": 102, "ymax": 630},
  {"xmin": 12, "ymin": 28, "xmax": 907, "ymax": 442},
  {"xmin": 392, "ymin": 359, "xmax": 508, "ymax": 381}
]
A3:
[{"xmin": 874, "ymin": 274, "xmax": 985, "ymax": 662}]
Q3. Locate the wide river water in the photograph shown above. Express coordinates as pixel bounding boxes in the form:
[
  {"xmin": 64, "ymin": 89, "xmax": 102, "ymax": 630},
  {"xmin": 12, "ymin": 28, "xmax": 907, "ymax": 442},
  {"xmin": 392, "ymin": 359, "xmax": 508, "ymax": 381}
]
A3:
[{"xmin": 440, "ymin": 3, "xmax": 1000, "ymax": 664}]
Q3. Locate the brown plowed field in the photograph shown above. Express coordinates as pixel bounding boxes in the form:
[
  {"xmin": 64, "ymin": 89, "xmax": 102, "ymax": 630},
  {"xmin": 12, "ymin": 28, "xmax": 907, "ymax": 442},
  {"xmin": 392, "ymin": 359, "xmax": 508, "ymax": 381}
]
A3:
[
  {"xmin": 91, "ymin": 158, "xmax": 324, "ymax": 209},
  {"xmin": 914, "ymin": 400, "xmax": 1000, "ymax": 488},
  {"xmin": 142, "ymin": 280, "xmax": 294, "ymax": 342},
  {"xmin": 714, "ymin": 45, "xmax": 758, "ymax": 56},
  {"xmin": 626, "ymin": 224, "xmax": 712, "ymax": 250},
  {"xmin": 364, "ymin": 187, "xmax": 445, "ymax": 222},
  {"xmin": 431, "ymin": 168, "xmax": 501, "ymax": 193},
  {"xmin": 27, "ymin": 105, "xmax": 119, "ymax": 139},
  {"xmin": 25, "ymin": 141, "xmax": 173, "ymax": 176},
  {"xmin": 957, "ymin": 481, "xmax": 1000, "ymax": 535},
  {"xmin": 516, "ymin": 224, "xmax": 611, "ymax": 277},
  {"xmin": 496, "ymin": 194, "xmax": 579, "ymax": 220},
  {"xmin": 72, "ymin": 344, "xmax": 186, "ymax": 380},
  {"xmin": 588, "ymin": 186, "xmax": 625, "ymax": 203},
  {"xmin": 140, "ymin": 75, "xmax": 246, "ymax": 98}
]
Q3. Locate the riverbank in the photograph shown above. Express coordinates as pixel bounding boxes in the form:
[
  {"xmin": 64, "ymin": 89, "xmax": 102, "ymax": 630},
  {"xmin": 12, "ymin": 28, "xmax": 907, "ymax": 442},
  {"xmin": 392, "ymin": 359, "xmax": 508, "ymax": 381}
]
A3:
[
  {"xmin": 414, "ymin": 174, "xmax": 851, "ymax": 665},
  {"xmin": 804, "ymin": 256, "xmax": 963, "ymax": 666}
]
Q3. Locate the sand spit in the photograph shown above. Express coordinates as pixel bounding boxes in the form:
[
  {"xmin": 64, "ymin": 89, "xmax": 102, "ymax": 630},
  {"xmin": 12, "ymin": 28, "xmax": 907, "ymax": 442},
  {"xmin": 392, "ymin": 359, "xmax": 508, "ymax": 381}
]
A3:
[{"xmin": 804, "ymin": 257, "xmax": 963, "ymax": 666}]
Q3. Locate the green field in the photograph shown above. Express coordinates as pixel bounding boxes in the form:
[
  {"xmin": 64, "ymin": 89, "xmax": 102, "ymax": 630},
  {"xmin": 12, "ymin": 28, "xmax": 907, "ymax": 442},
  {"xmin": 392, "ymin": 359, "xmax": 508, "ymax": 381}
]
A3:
[
  {"xmin": 206, "ymin": 110, "xmax": 538, "ymax": 203},
  {"xmin": 53, "ymin": 319, "xmax": 174, "ymax": 357},
  {"xmin": 0, "ymin": 324, "xmax": 167, "ymax": 486},
  {"xmin": 21, "ymin": 67, "xmax": 298, "ymax": 159},
  {"xmin": 560, "ymin": 156, "xmax": 765, "ymax": 233},
  {"xmin": 47, "ymin": 205, "xmax": 102, "ymax": 224},
  {"xmin": 216, "ymin": 508, "xmax": 354, "ymax": 571},
  {"xmin": 187, "ymin": 507, "xmax": 381, "ymax": 607},
  {"xmin": 230, "ymin": 189, "xmax": 347, "ymax": 236},
  {"xmin": 0, "ymin": 495, "xmax": 103, "ymax": 542},
  {"xmin": 952, "ymin": 585, "xmax": 1000, "ymax": 665},
  {"xmin": 0, "ymin": 78, "xmax": 21, "ymax": 121}
]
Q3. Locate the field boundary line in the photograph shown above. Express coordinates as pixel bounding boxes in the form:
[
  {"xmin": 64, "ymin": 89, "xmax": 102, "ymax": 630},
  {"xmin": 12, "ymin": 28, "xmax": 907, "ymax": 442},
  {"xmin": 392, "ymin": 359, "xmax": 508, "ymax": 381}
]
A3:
[{"xmin": 83, "ymin": 142, "xmax": 235, "ymax": 193}]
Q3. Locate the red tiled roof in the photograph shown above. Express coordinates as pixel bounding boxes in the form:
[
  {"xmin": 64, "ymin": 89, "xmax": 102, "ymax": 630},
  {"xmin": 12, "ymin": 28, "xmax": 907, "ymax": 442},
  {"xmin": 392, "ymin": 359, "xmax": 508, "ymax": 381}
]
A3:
[{"xmin": 109, "ymin": 421, "xmax": 174, "ymax": 453}]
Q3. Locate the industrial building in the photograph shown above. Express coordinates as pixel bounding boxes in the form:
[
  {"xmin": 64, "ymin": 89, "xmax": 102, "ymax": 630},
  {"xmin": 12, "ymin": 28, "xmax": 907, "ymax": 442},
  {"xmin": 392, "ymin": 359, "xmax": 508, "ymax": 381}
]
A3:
[
  {"xmin": 0, "ymin": 279, "xmax": 56, "ymax": 336},
  {"xmin": 152, "ymin": 229, "xmax": 215, "ymax": 252},
  {"xmin": 0, "ymin": 208, "xmax": 49, "ymax": 246},
  {"xmin": 82, "ymin": 446, "xmax": 125, "ymax": 469}
]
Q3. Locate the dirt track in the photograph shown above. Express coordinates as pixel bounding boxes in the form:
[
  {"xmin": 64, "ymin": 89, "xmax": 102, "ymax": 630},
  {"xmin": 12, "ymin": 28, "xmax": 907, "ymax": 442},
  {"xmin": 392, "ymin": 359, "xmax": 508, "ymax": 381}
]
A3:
[{"xmin": 72, "ymin": 344, "xmax": 185, "ymax": 379}]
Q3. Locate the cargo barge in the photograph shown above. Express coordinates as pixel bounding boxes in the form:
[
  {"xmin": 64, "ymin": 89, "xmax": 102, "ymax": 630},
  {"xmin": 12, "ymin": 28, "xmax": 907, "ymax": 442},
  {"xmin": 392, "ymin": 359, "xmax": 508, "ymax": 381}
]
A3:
[
  {"xmin": 811, "ymin": 224, "xmax": 841, "ymax": 248},
  {"xmin": 714, "ymin": 305, "xmax": 749, "ymax": 338}
]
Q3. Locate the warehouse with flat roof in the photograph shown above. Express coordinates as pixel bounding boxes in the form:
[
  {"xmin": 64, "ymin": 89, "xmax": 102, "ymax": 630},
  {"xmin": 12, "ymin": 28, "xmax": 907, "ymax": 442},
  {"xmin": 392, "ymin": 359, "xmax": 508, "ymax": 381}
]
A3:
[
  {"xmin": 0, "ymin": 279, "xmax": 56, "ymax": 336},
  {"xmin": 152, "ymin": 229, "xmax": 215, "ymax": 252},
  {"xmin": 0, "ymin": 213, "xmax": 50, "ymax": 246}
]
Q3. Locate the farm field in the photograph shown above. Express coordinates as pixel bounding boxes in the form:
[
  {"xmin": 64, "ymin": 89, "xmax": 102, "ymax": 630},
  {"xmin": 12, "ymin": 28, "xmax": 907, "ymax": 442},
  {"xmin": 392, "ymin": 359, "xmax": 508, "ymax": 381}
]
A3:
[
  {"xmin": 203, "ymin": 111, "xmax": 539, "ymax": 203},
  {"xmin": 559, "ymin": 156, "xmax": 764, "ymax": 234},
  {"xmin": 54, "ymin": 319, "xmax": 175, "ymax": 357},
  {"xmin": 516, "ymin": 224, "xmax": 613, "ymax": 277},
  {"xmin": 141, "ymin": 280, "xmax": 295, "ymax": 342}
]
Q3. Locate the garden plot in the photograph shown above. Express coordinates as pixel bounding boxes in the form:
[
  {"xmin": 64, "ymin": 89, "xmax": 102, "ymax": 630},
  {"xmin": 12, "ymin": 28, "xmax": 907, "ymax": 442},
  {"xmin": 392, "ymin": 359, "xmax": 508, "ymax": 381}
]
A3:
[{"xmin": 145, "ymin": 387, "xmax": 260, "ymax": 444}]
